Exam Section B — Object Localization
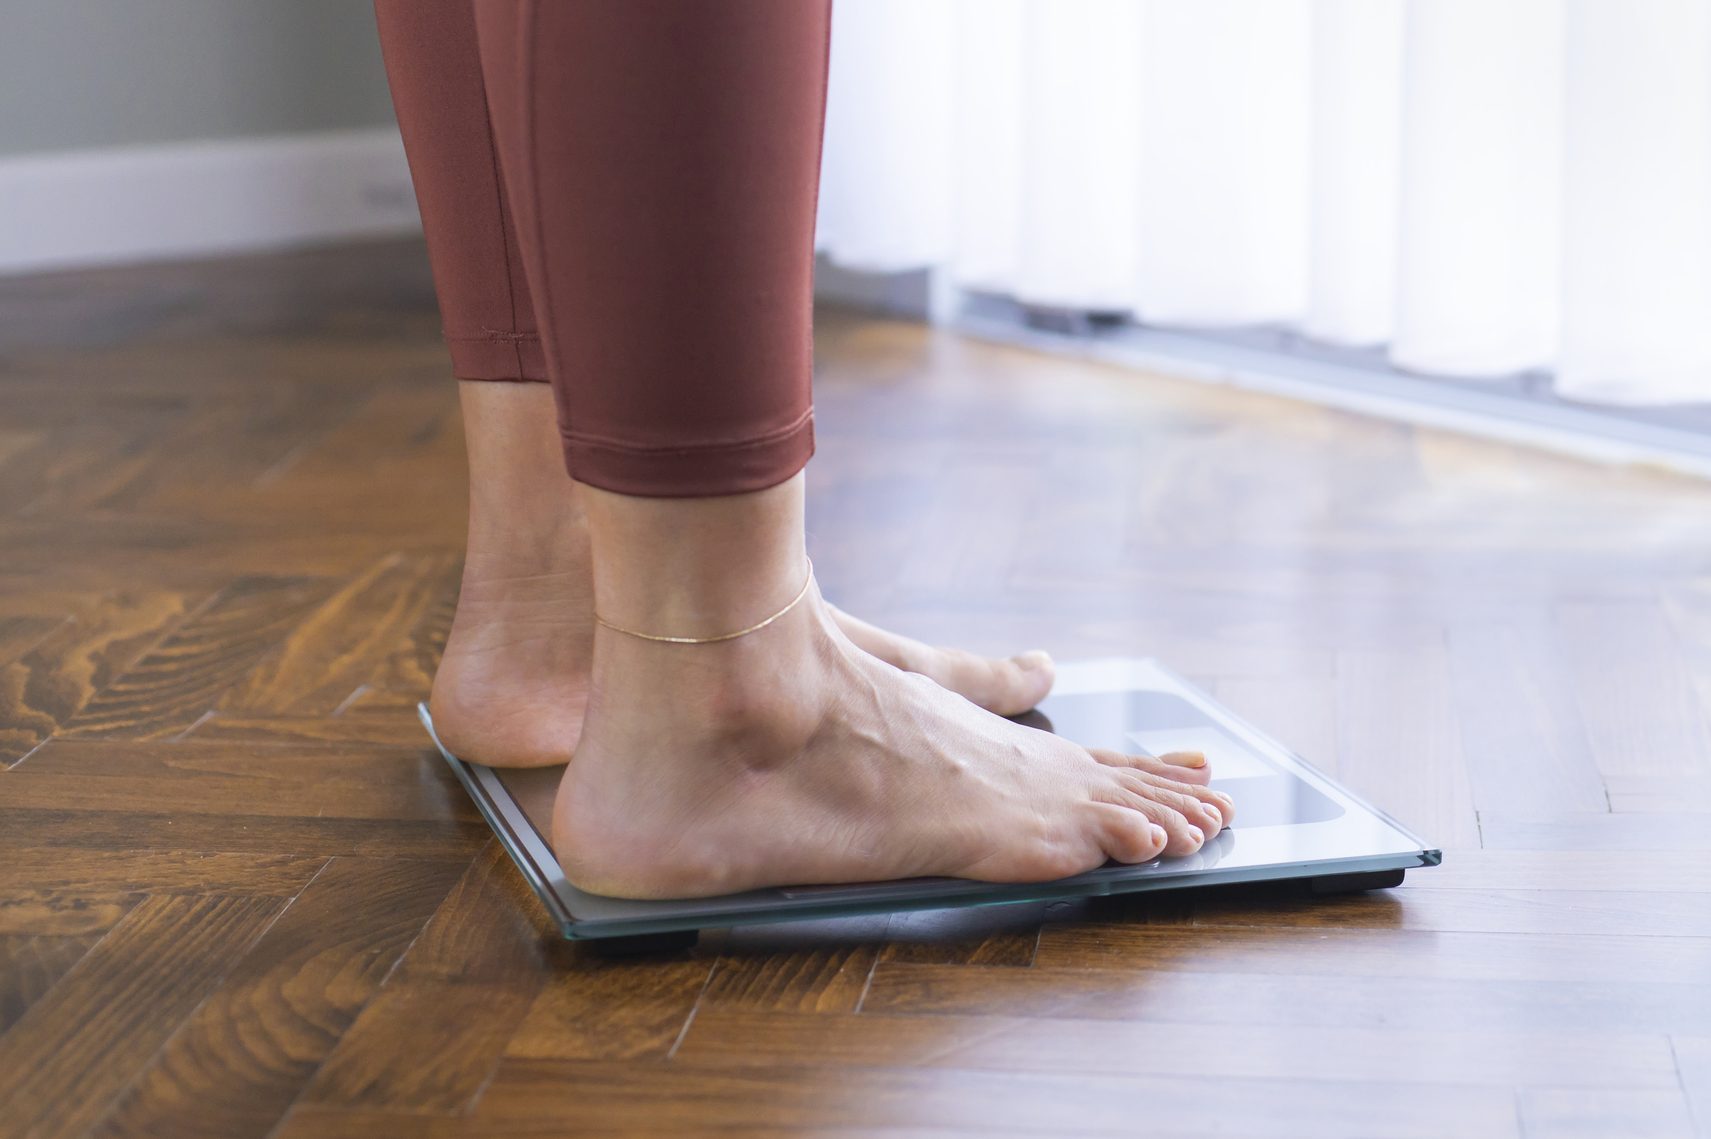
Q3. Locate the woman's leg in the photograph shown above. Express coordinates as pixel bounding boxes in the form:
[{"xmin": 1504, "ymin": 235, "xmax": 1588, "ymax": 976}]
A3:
[
  {"xmin": 374, "ymin": 0, "xmax": 593, "ymax": 768},
  {"xmin": 374, "ymin": 0, "xmax": 1090, "ymax": 772},
  {"xmin": 468, "ymin": 1, "xmax": 1230, "ymax": 896}
]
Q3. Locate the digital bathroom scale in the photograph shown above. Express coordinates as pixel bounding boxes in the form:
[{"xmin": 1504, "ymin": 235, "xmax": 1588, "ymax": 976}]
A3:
[{"xmin": 421, "ymin": 658, "xmax": 1439, "ymax": 951}]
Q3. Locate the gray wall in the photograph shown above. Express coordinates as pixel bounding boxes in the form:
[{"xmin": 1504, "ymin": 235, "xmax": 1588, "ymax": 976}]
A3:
[{"xmin": 0, "ymin": 0, "xmax": 398, "ymax": 158}]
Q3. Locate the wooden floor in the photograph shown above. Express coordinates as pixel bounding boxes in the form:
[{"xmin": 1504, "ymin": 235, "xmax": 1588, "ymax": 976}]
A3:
[{"xmin": 2, "ymin": 240, "xmax": 1709, "ymax": 1139}]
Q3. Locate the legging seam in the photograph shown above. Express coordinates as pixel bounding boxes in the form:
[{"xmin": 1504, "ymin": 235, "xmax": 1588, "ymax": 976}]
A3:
[
  {"xmin": 561, "ymin": 407, "xmax": 813, "ymax": 455},
  {"xmin": 519, "ymin": 0, "xmax": 551, "ymax": 387},
  {"xmin": 444, "ymin": 330, "xmax": 541, "ymax": 343},
  {"xmin": 475, "ymin": 65, "xmax": 528, "ymax": 381}
]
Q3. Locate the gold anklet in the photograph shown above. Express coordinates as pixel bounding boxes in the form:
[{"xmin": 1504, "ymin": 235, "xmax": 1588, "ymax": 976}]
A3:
[{"xmin": 594, "ymin": 557, "xmax": 814, "ymax": 644}]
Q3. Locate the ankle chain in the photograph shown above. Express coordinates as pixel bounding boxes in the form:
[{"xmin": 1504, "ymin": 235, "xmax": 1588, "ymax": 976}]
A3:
[{"xmin": 594, "ymin": 557, "xmax": 814, "ymax": 644}]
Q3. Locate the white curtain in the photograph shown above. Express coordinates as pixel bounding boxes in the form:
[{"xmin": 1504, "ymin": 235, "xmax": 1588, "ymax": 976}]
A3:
[{"xmin": 813, "ymin": 0, "xmax": 1711, "ymax": 407}]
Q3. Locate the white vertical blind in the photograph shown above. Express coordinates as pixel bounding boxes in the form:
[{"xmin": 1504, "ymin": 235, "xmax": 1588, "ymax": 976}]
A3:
[
  {"xmin": 1305, "ymin": 0, "xmax": 1402, "ymax": 347},
  {"xmin": 813, "ymin": 0, "xmax": 1711, "ymax": 406},
  {"xmin": 1390, "ymin": 0, "xmax": 1562, "ymax": 378},
  {"xmin": 1558, "ymin": 0, "xmax": 1711, "ymax": 404}
]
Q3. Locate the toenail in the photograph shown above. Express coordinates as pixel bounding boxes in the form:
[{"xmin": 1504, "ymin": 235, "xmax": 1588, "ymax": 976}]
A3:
[
  {"xmin": 1148, "ymin": 824, "xmax": 1167, "ymax": 847},
  {"xmin": 1016, "ymin": 650, "xmax": 1053, "ymax": 670},
  {"xmin": 1166, "ymin": 750, "xmax": 1207, "ymax": 768},
  {"xmin": 1186, "ymin": 826, "xmax": 1204, "ymax": 846},
  {"xmin": 1203, "ymin": 807, "xmax": 1222, "ymax": 828}
]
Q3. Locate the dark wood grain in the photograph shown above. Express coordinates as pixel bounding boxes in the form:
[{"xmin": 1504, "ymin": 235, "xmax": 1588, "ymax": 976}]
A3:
[
  {"xmin": 298, "ymin": 844, "xmax": 556, "ymax": 1112},
  {"xmin": 0, "ymin": 806, "xmax": 489, "ymax": 860},
  {"xmin": 0, "ymin": 893, "xmax": 286, "ymax": 1139},
  {"xmin": 7, "ymin": 738, "xmax": 477, "ymax": 820},
  {"xmin": 0, "ymin": 591, "xmax": 196, "ymax": 764},
  {"xmin": 95, "ymin": 857, "xmax": 465, "ymax": 1139},
  {"xmin": 62, "ymin": 577, "xmax": 336, "ymax": 740},
  {"xmin": 216, "ymin": 552, "xmax": 453, "ymax": 717},
  {"xmin": 465, "ymin": 1059, "xmax": 1521, "ymax": 1136},
  {"xmin": 0, "ymin": 934, "xmax": 103, "ymax": 1032},
  {"xmin": 3, "ymin": 240, "xmax": 1707, "ymax": 1136}
]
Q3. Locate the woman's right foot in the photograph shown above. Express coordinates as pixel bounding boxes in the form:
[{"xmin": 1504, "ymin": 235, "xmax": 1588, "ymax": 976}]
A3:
[{"xmin": 555, "ymin": 585, "xmax": 1234, "ymax": 899}]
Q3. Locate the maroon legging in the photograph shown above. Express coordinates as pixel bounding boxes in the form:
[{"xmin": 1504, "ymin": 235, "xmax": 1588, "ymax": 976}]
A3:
[{"xmin": 373, "ymin": 1, "xmax": 832, "ymax": 497}]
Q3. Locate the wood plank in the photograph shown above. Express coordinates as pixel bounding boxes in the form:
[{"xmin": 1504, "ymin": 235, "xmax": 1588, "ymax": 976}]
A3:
[
  {"xmin": 0, "ymin": 893, "xmax": 286, "ymax": 1139},
  {"xmin": 1517, "ymin": 1087, "xmax": 1698, "ymax": 1139},
  {"xmin": 1188, "ymin": 885, "xmax": 1711, "ymax": 938},
  {"xmin": 696, "ymin": 916, "xmax": 892, "ymax": 1015},
  {"xmin": 1, "ymin": 849, "xmax": 324, "ymax": 896},
  {"xmin": 1673, "ymin": 1036, "xmax": 1711, "ymax": 1137},
  {"xmin": 269, "ymin": 1109, "xmax": 453, "ymax": 1139},
  {"xmin": 272, "ymin": 1106, "xmax": 990, "ymax": 1139},
  {"xmin": 0, "ymin": 808, "xmax": 488, "ymax": 861},
  {"xmin": 299, "ymin": 843, "xmax": 554, "ymax": 1112},
  {"xmin": 504, "ymin": 956, "xmax": 712, "ymax": 1062},
  {"xmin": 1335, "ymin": 642, "xmax": 1480, "ymax": 848},
  {"xmin": 1032, "ymin": 923, "xmax": 1711, "ymax": 985},
  {"xmin": 89, "ymin": 379, "xmax": 371, "ymax": 515},
  {"xmin": 0, "ymin": 934, "xmax": 103, "ymax": 1032},
  {"xmin": 0, "ymin": 891, "xmax": 138, "ymax": 936},
  {"xmin": 93, "ymin": 857, "xmax": 465, "ymax": 1139},
  {"xmin": 1394, "ymin": 848, "xmax": 1711, "ymax": 893},
  {"xmin": 181, "ymin": 707, "xmax": 428, "ymax": 747},
  {"xmin": 0, "ymin": 614, "xmax": 63, "ymax": 670},
  {"xmin": 0, "ymin": 591, "xmax": 194, "ymax": 764},
  {"xmin": 700, "ymin": 944, "xmax": 879, "ymax": 1015},
  {"xmin": 1557, "ymin": 599, "xmax": 1711, "ymax": 786},
  {"xmin": 343, "ymin": 554, "xmax": 458, "ymax": 702},
  {"xmin": 860, "ymin": 963, "xmax": 1711, "ymax": 1034},
  {"xmin": 216, "ymin": 553, "xmax": 454, "ymax": 717},
  {"xmin": 62, "ymin": 577, "xmax": 336, "ymax": 741},
  {"xmin": 6, "ymin": 738, "xmax": 476, "ymax": 821},
  {"xmin": 1480, "ymin": 811, "xmax": 1711, "ymax": 851},
  {"xmin": 675, "ymin": 1009, "xmax": 1679, "ymax": 1090},
  {"xmin": 1446, "ymin": 616, "xmax": 1610, "ymax": 814},
  {"xmin": 468, "ymin": 1059, "xmax": 1519, "ymax": 1137}
]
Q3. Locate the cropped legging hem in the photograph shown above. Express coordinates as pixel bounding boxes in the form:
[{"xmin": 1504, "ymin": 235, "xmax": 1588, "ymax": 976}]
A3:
[
  {"xmin": 447, "ymin": 334, "xmax": 548, "ymax": 384},
  {"xmin": 376, "ymin": 0, "xmax": 831, "ymax": 499},
  {"xmin": 561, "ymin": 412, "xmax": 815, "ymax": 498}
]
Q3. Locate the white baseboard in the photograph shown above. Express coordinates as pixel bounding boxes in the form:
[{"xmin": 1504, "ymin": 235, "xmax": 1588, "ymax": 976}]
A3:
[{"xmin": 0, "ymin": 128, "xmax": 422, "ymax": 276}]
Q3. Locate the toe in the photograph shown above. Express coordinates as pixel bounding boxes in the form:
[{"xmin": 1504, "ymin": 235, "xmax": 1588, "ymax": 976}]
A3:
[
  {"xmin": 921, "ymin": 646, "xmax": 1054, "ymax": 716},
  {"xmin": 1117, "ymin": 768, "xmax": 1234, "ymax": 834},
  {"xmin": 1154, "ymin": 750, "xmax": 1212, "ymax": 785},
  {"xmin": 980, "ymin": 649, "xmax": 1055, "ymax": 716},
  {"xmin": 824, "ymin": 604, "xmax": 1053, "ymax": 715},
  {"xmin": 914, "ymin": 646, "xmax": 1053, "ymax": 717},
  {"xmin": 1088, "ymin": 746, "xmax": 1213, "ymax": 787},
  {"xmin": 1094, "ymin": 803, "xmax": 1169, "ymax": 864},
  {"xmin": 1116, "ymin": 790, "xmax": 1207, "ymax": 856}
]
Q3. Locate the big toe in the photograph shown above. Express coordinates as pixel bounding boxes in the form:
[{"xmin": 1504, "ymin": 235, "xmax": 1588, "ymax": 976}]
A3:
[{"xmin": 944, "ymin": 647, "xmax": 1054, "ymax": 716}]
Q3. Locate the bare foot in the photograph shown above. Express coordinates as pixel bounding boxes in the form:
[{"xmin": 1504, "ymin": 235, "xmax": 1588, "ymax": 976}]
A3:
[
  {"xmin": 555, "ymin": 586, "xmax": 1235, "ymax": 899},
  {"xmin": 431, "ymin": 567, "xmax": 1086, "ymax": 767},
  {"xmin": 431, "ymin": 381, "xmax": 1134, "ymax": 766},
  {"xmin": 426, "ymin": 381, "xmax": 594, "ymax": 768},
  {"xmin": 428, "ymin": 564, "xmax": 593, "ymax": 768},
  {"xmin": 430, "ymin": 538, "xmax": 1212, "ymax": 784}
]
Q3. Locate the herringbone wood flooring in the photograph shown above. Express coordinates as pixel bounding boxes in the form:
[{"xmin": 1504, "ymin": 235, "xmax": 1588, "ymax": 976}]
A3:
[{"xmin": 2, "ymin": 240, "xmax": 1708, "ymax": 1138}]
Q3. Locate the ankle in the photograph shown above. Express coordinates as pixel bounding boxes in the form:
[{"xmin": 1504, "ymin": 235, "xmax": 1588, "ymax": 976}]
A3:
[
  {"xmin": 584, "ymin": 599, "xmax": 838, "ymax": 758},
  {"xmin": 580, "ymin": 476, "xmax": 807, "ymax": 639},
  {"xmin": 461, "ymin": 510, "xmax": 590, "ymax": 583}
]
